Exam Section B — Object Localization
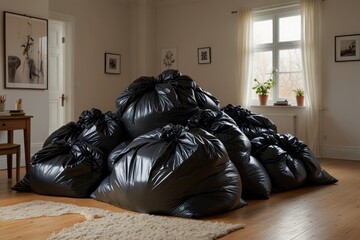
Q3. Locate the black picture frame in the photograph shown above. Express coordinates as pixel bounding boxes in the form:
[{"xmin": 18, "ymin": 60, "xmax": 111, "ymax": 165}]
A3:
[
  {"xmin": 105, "ymin": 53, "xmax": 121, "ymax": 74},
  {"xmin": 335, "ymin": 34, "xmax": 360, "ymax": 62},
  {"xmin": 197, "ymin": 47, "xmax": 211, "ymax": 64},
  {"xmin": 4, "ymin": 11, "xmax": 48, "ymax": 89}
]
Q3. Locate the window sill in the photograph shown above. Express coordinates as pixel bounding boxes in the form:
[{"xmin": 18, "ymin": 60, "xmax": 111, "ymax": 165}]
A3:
[{"xmin": 250, "ymin": 105, "xmax": 306, "ymax": 109}]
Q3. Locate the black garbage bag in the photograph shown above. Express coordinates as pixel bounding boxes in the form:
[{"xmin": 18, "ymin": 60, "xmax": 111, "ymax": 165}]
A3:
[
  {"xmin": 157, "ymin": 69, "xmax": 182, "ymax": 81},
  {"xmin": 242, "ymin": 155, "xmax": 272, "ymax": 199},
  {"xmin": 77, "ymin": 111, "xmax": 127, "ymax": 155},
  {"xmin": 116, "ymin": 73, "xmax": 199, "ymax": 139},
  {"xmin": 187, "ymin": 109, "xmax": 251, "ymax": 170},
  {"xmin": 45, "ymin": 109, "xmax": 127, "ymax": 157},
  {"xmin": 252, "ymin": 134, "xmax": 338, "ymax": 187},
  {"xmin": 194, "ymin": 84, "xmax": 220, "ymax": 111},
  {"xmin": 158, "ymin": 69, "xmax": 220, "ymax": 111},
  {"xmin": 77, "ymin": 108, "xmax": 104, "ymax": 129},
  {"xmin": 92, "ymin": 124, "xmax": 243, "ymax": 219},
  {"xmin": 43, "ymin": 108, "xmax": 129, "ymax": 157},
  {"xmin": 221, "ymin": 104, "xmax": 277, "ymax": 140},
  {"xmin": 107, "ymin": 141, "xmax": 131, "ymax": 172},
  {"xmin": 252, "ymin": 143, "xmax": 307, "ymax": 192},
  {"xmin": 43, "ymin": 122, "xmax": 83, "ymax": 147},
  {"xmin": 27, "ymin": 141, "xmax": 106, "ymax": 197},
  {"xmin": 14, "ymin": 109, "xmax": 125, "ymax": 193},
  {"xmin": 43, "ymin": 108, "xmax": 103, "ymax": 147},
  {"xmin": 187, "ymin": 109, "xmax": 271, "ymax": 199},
  {"xmin": 11, "ymin": 172, "xmax": 31, "ymax": 192}
]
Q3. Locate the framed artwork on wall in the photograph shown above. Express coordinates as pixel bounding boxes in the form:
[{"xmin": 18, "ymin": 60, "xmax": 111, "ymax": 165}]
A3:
[
  {"xmin": 197, "ymin": 47, "xmax": 211, "ymax": 64},
  {"xmin": 4, "ymin": 11, "xmax": 48, "ymax": 89},
  {"xmin": 161, "ymin": 48, "xmax": 177, "ymax": 71},
  {"xmin": 105, "ymin": 53, "xmax": 121, "ymax": 74},
  {"xmin": 335, "ymin": 34, "xmax": 360, "ymax": 62}
]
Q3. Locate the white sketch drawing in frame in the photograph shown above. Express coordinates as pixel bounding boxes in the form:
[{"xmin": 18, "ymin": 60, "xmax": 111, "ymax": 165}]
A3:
[
  {"xmin": 4, "ymin": 12, "xmax": 48, "ymax": 89},
  {"xmin": 161, "ymin": 48, "xmax": 177, "ymax": 71}
]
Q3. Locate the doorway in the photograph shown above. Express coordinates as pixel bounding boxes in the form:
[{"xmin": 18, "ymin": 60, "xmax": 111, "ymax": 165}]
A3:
[{"xmin": 48, "ymin": 13, "xmax": 74, "ymax": 134}]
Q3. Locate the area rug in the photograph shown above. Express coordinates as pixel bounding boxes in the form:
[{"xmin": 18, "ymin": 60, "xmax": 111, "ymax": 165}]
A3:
[{"xmin": 0, "ymin": 200, "xmax": 245, "ymax": 240}]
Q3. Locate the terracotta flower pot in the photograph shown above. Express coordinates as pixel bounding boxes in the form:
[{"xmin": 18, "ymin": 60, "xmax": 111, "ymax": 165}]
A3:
[
  {"xmin": 259, "ymin": 95, "xmax": 268, "ymax": 106},
  {"xmin": 296, "ymin": 96, "xmax": 304, "ymax": 106}
]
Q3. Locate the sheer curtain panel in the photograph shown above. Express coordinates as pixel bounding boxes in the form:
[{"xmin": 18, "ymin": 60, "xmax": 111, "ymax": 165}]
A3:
[
  {"xmin": 237, "ymin": 9, "xmax": 253, "ymax": 108},
  {"xmin": 300, "ymin": 0, "xmax": 324, "ymax": 156}
]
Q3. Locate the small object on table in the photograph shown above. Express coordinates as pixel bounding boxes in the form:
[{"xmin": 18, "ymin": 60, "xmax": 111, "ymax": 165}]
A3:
[{"xmin": 15, "ymin": 98, "xmax": 22, "ymax": 111}]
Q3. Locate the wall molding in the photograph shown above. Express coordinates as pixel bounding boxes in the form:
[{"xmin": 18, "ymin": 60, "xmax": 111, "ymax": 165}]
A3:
[{"xmin": 320, "ymin": 145, "xmax": 360, "ymax": 161}]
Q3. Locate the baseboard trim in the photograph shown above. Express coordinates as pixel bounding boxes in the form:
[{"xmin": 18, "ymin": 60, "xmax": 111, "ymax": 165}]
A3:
[{"xmin": 320, "ymin": 145, "xmax": 360, "ymax": 161}]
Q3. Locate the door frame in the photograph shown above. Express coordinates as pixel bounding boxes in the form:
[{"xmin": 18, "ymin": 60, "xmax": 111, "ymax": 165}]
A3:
[{"xmin": 49, "ymin": 12, "xmax": 75, "ymax": 123}]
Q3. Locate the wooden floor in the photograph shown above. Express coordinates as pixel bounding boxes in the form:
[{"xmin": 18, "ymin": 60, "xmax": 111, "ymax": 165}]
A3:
[{"xmin": 0, "ymin": 158, "xmax": 359, "ymax": 240}]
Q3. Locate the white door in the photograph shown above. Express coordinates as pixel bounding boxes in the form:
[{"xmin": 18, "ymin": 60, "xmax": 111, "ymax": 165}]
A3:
[{"xmin": 48, "ymin": 20, "xmax": 66, "ymax": 134}]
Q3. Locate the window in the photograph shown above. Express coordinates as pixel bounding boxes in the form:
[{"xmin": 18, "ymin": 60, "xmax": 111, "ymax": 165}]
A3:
[{"xmin": 251, "ymin": 5, "xmax": 304, "ymax": 105}]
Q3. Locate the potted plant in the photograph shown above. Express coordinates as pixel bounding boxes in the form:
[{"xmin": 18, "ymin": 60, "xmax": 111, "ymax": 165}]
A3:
[
  {"xmin": 252, "ymin": 69, "xmax": 277, "ymax": 106},
  {"xmin": 293, "ymin": 88, "xmax": 305, "ymax": 106}
]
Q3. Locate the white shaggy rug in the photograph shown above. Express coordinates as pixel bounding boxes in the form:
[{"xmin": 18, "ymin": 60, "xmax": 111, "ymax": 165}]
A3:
[{"xmin": 0, "ymin": 200, "xmax": 245, "ymax": 240}]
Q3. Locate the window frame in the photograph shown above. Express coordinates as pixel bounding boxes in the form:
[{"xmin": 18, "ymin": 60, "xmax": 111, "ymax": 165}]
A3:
[{"xmin": 251, "ymin": 5, "xmax": 303, "ymax": 105}]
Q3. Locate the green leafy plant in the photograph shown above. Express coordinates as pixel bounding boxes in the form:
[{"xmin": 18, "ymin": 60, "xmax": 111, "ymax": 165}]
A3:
[
  {"xmin": 293, "ymin": 88, "xmax": 304, "ymax": 97},
  {"xmin": 252, "ymin": 69, "xmax": 277, "ymax": 96}
]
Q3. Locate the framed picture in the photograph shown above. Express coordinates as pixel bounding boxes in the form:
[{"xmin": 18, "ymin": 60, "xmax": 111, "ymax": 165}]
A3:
[
  {"xmin": 335, "ymin": 34, "xmax": 360, "ymax": 62},
  {"xmin": 105, "ymin": 53, "xmax": 121, "ymax": 74},
  {"xmin": 161, "ymin": 48, "xmax": 177, "ymax": 71},
  {"xmin": 4, "ymin": 12, "xmax": 48, "ymax": 89},
  {"xmin": 198, "ymin": 47, "xmax": 211, "ymax": 64}
]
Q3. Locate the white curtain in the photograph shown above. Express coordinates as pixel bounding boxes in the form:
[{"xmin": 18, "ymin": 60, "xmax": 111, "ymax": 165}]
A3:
[
  {"xmin": 237, "ymin": 10, "xmax": 253, "ymax": 108},
  {"xmin": 300, "ymin": 0, "xmax": 323, "ymax": 156}
]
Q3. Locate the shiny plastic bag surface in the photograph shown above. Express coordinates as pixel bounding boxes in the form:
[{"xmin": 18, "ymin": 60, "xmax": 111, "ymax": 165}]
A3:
[{"xmin": 92, "ymin": 124, "xmax": 242, "ymax": 218}]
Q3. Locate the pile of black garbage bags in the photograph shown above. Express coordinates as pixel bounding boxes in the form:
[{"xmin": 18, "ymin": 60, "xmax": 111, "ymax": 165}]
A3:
[{"xmin": 13, "ymin": 69, "xmax": 337, "ymax": 219}]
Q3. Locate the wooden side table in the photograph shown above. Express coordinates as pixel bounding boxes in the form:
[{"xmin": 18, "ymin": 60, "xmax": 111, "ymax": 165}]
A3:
[{"xmin": 0, "ymin": 116, "xmax": 33, "ymax": 176}]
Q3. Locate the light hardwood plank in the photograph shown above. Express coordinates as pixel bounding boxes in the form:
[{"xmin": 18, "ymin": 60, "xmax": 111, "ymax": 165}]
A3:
[{"xmin": 0, "ymin": 158, "xmax": 359, "ymax": 240}]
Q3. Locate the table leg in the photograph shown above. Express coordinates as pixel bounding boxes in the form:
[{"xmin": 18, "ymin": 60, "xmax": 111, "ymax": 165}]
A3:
[
  {"xmin": 23, "ymin": 119, "xmax": 31, "ymax": 172},
  {"xmin": 7, "ymin": 130, "xmax": 14, "ymax": 178}
]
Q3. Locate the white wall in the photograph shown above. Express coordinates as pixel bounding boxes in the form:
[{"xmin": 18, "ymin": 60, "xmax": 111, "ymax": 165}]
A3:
[
  {"xmin": 0, "ymin": 0, "xmax": 49, "ymax": 169},
  {"xmin": 129, "ymin": 0, "xmax": 157, "ymax": 80},
  {"xmin": 155, "ymin": 0, "xmax": 360, "ymax": 160},
  {"xmin": 156, "ymin": 0, "xmax": 240, "ymax": 105},
  {"xmin": 49, "ymin": 0, "xmax": 131, "ymax": 117},
  {"xmin": 320, "ymin": 0, "xmax": 360, "ymax": 160}
]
